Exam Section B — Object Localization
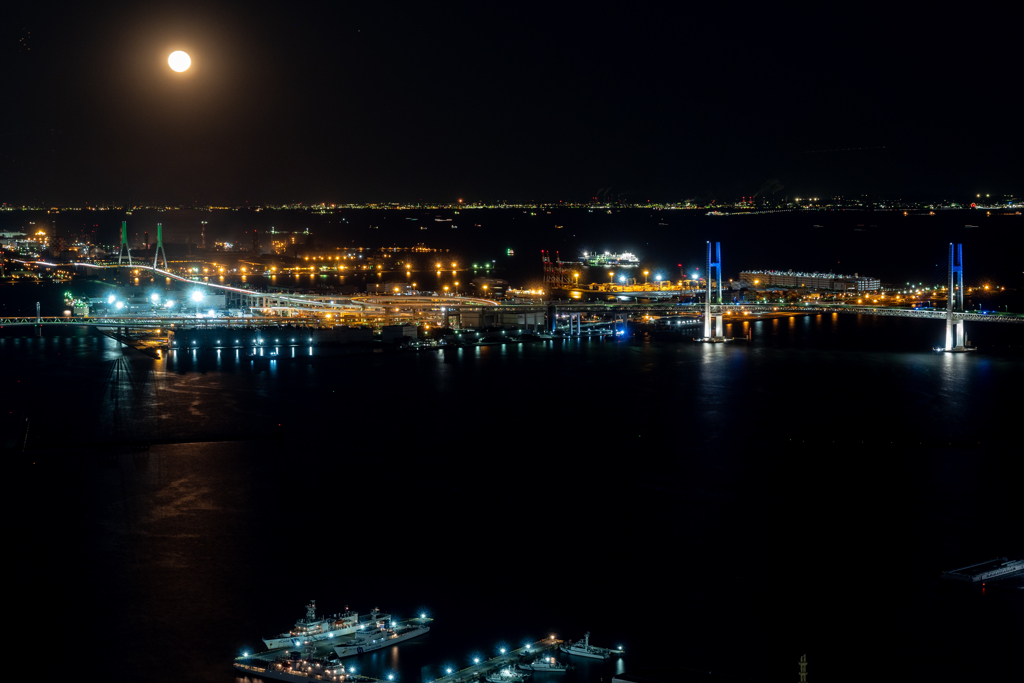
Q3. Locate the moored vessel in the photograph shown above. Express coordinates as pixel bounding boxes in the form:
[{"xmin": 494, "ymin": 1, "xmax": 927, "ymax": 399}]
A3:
[
  {"xmin": 559, "ymin": 632, "xmax": 609, "ymax": 659},
  {"xmin": 263, "ymin": 603, "xmax": 390, "ymax": 650},
  {"xmin": 486, "ymin": 667, "xmax": 531, "ymax": 683},
  {"xmin": 234, "ymin": 652, "xmax": 369, "ymax": 683},
  {"xmin": 333, "ymin": 623, "xmax": 430, "ymax": 658},
  {"xmin": 580, "ymin": 251, "xmax": 640, "ymax": 268},
  {"xmin": 518, "ymin": 656, "xmax": 572, "ymax": 673}
]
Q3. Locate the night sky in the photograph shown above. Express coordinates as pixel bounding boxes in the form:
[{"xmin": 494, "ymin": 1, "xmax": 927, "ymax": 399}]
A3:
[{"xmin": 3, "ymin": 1, "xmax": 1021, "ymax": 205}]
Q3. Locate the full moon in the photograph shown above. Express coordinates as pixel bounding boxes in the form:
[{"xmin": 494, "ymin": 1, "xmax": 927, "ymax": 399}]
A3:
[{"xmin": 168, "ymin": 51, "xmax": 191, "ymax": 72}]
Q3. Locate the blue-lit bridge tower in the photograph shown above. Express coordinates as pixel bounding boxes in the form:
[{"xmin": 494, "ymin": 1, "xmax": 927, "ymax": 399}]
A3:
[
  {"xmin": 945, "ymin": 242, "xmax": 965, "ymax": 351},
  {"xmin": 703, "ymin": 241, "xmax": 726, "ymax": 340}
]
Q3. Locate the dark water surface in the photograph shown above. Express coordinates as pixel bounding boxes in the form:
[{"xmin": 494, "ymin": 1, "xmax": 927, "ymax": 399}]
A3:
[{"xmin": 6, "ymin": 315, "xmax": 1023, "ymax": 683}]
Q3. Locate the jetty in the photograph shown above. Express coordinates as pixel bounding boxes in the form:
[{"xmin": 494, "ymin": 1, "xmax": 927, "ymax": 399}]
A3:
[
  {"xmin": 427, "ymin": 637, "xmax": 563, "ymax": 683},
  {"xmin": 941, "ymin": 558, "xmax": 1024, "ymax": 583}
]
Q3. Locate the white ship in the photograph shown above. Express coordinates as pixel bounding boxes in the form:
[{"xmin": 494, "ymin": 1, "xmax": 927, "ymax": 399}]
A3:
[
  {"xmin": 486, "ymin": 667, "xmax": 531, "ymax": 683},
  {"xmin": 559, "ymin": 632, "xmax": 609, "ymax": 659},
  {"xmin": 235, "ymin": 653, "xmax": 367, "ymax": 683},
  {"xmin": 263, "ymin": 603, "xmax": 390, "ymax": 650},
  {"xmin": 581, "ymin": 251, "xmax": 640, "ymax": 268},
  {"xmin": 333, "ymin": 623, "xmax": 430, "ymax": 658},
  {"xmin": 518, "ymin": 656, "xmax": 571, "ymax": 673}
]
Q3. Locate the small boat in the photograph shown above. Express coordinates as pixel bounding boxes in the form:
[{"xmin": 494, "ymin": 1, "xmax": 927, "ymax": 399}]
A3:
[
  {"xmin": 518, "ymin": 656, "xmax": 572, "ymax": 673},
  {"xmin": 559, "ymin": 632, "xmax": 610, "ymax": 659}
]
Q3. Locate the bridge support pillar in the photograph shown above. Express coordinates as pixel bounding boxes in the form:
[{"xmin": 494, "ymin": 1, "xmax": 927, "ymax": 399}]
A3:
[
  {"xmin": 945, "ymin": 243, "xmax": 966, "ymax": 351},
  {"xmin": 702, "ymin": 241, "xmax": 727, "ymax": 341},
  {"xmin": 547, "ymin": 305, "xmax": 557, "ymax": 333}
]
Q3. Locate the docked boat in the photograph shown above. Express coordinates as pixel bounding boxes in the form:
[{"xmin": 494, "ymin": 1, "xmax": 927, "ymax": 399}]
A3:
[
  {"xmin": 263, "ymin": 603, "xmax": 390, "ymax": 650},
  {"xmin": 486, "ymin": 667, "xmax": 531, "ymax": 683},
  {"xmin": 333, "ymin": 623, "xmax": 430, "ymax": 658},
  {"xmin": 518, "ymin": 656, "xmax": 571, "ymax": 673},
  {"xmin": 581, "ymin": 251, "xmax": 640, "ymax": 268},
  {"xmin": 235, "ymin": 652, "xmax": 370, "ymax": 683},
  {"xmin": 560, "ymin": 632, "xmax": 609, "ymax": 659}
]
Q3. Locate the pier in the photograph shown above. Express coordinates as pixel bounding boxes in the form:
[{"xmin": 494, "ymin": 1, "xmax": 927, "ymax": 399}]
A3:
[
  {"xmin": 941, "ymin": 558, "xmax": 1024, "ymax": 584},
  {"xmin": 425, "ymin": 636, "xmax": 563, "ymax": 683}
]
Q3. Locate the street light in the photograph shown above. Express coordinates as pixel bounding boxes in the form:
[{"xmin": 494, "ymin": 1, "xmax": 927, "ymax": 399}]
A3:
[{"xmin": 644, "ymin": 270, "xmax": 649, "ymax": 285}]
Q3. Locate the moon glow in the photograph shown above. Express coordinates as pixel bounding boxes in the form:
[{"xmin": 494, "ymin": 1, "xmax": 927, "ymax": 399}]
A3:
[{"xmin": 168, "ymin": 51, "xmax": 191, "ymax": 72}]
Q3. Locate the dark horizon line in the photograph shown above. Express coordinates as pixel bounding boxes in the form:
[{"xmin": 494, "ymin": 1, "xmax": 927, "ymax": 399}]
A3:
[{"xmin": 2, "ymin": 197, "xmax": 1020, "ymax": 210}]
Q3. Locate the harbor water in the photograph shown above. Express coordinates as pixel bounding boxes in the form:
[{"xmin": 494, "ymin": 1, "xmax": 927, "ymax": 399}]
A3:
[{"xmin": 5, "ymin": 310, "xmax": 1023, "ymax": 683}]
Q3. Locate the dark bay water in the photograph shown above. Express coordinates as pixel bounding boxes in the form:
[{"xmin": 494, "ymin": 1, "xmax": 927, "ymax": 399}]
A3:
[{"xmin": 6, "ymin": 312, "xmax": 1023, "ymax": 683}]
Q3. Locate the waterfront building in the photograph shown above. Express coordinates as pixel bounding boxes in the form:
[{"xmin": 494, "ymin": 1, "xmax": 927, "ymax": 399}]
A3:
[{"xmin": 739, "ymin": 270, "xmax": 880, "ymax": 292}]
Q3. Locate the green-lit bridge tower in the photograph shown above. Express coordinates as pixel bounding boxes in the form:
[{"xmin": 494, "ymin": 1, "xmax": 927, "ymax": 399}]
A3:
[
  {"xmin": 153, "ymin": 222, "xmax": 168, "ymax": 270},
  {"xmin": 117, "ymin": 220, "xmax": 132, "ymax": 266}
]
